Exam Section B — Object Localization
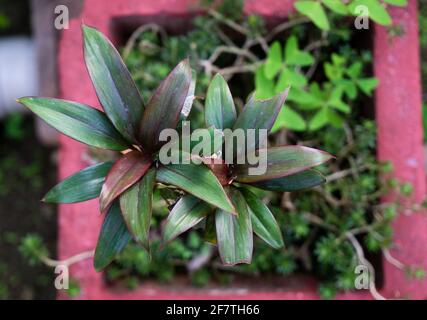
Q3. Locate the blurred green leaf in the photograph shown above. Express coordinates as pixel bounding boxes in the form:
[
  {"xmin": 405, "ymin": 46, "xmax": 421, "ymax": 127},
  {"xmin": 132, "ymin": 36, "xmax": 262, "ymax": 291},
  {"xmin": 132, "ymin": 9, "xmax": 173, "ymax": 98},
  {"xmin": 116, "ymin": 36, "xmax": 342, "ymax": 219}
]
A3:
[
  {"xmin": 322, "ymin": 0, "xmax": 348, "ymax": 15},
  {"xmin": 285, "ymin": 36, "xmax": 314, "ymax": 66},
  {"xmin": 348, "ymin": 0, "xmax": 392, "ymax": 26},
  {"xmin": 271, "ymin": 107, "xmax": 306, "ymax": 132},
  {"xmin": 356, "ymin": 78, "xmax": 379, "ymax": 96},
  {"xmin": 264, "ymin": 41, "xmax": 283, "ymax": 79},
  {"xmin": 295, "ymin": 0, "xmax": 330, "ymax": 30},
  {"xmin": 309, "ymin": 108, "xmax": 329, "ymax": 130},
  {"xmin": 383, "ymin": 0, "xmax": 407, "ymax": 6},
  {"xmin": 255, "ymin": 66, "xmax": 276, "ymax": 99}
]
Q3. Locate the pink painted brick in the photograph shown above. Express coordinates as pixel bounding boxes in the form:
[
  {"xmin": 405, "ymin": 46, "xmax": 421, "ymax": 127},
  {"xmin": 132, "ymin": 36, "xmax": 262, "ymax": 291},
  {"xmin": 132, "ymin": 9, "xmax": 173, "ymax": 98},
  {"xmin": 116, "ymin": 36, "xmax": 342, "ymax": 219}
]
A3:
[{"xmin": 57, "ymin": 0, "xmax": 426, "ymax": 299}]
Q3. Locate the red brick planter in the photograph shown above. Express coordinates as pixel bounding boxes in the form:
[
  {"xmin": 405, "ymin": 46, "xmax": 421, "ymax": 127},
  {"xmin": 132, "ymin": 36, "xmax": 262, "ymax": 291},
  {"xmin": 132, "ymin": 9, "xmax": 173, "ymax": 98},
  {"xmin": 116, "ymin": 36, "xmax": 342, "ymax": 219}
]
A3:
[{"xmin": 57, "ymin": 0, "xmax": 426, "ymax": 299}]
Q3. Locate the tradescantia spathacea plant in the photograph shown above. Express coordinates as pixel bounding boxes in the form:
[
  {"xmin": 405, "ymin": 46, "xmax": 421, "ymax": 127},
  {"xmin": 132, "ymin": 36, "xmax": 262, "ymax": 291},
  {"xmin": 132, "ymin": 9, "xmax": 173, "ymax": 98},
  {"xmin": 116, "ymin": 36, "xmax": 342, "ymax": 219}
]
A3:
[{"xmin": 17, "ymin": 25, "xmax": 333, "ymax": 270}]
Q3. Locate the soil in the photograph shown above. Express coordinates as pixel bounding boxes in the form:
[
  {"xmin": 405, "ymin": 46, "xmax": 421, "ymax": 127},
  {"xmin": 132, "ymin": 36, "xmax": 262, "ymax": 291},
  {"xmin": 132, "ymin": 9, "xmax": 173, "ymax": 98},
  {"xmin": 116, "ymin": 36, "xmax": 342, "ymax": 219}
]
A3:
[{"xmin": 0, "ymin": 114, "xmax": 57, "ymax": 299}]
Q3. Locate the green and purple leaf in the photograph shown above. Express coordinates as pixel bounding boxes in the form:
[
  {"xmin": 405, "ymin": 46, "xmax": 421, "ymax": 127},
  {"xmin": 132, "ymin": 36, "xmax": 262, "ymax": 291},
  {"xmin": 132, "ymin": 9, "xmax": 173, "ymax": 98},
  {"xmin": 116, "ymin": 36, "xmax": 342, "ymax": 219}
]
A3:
[
  {"xmin": 119, "ymin": 168, "xmax": 156, "ymax": 250},
  {"xmin": 239, "ymin": 188, "xmax": 284, "ymax": 249},
  {"xmin": 215, "ymin": 187, "xmax": 253, "ymax": 265},
  {"xmin": 43, "ymin": 162, "xmax": 113, "ymax": 203},
  {"xmin": 163, "ymin": 195, "xmax": 211, "ymax": 245},
  {"xmin": 94, "ymin": 201, "xmax": 131, "ymax": 271},
  {"xmin": 157, "ymin": 163, "xmax": 235, "ymax": 213},
  {"xmin": 99, "ymin": 151, "xmax": 152, "ymax": 213},
  {"xmin": 83, "ymin": 25, "xmax": 144, "ymax": 144},
  {"xmin": 226, "ymin": 89, "xmax": 289, "ymax": 159},
  {"xmin": 139, "ymin": 60, "xmax": 192, "ymax": 152},
  {"xmin": 18, "ymin": 97, "xmax": 129, "ymax": 151},
  {"xmin": 250, "ymin": 169, "xmax": 326, "ymax": 192},
  {"xmin": 235, "ymin": 146, "xmax": 333, "ymax": 183},
  {"xmin": 205, "ymin": 73, "xmax": 237, "ymax": 130}
]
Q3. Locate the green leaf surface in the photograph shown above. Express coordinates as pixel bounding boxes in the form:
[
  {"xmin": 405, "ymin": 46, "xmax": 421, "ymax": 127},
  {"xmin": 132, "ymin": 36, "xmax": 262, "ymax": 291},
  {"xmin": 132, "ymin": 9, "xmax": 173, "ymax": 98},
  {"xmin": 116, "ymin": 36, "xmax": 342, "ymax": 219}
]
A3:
[
  {"xmin": 295, "ymin": 0, "xmax": 330, "ymax": 30},
  {"xmin": 119, "ymin": 168, "xmax": 156, "ymax": 249},
  {"xmin": 139, "ymin": 59, "xmax": 192, "ymax": 152},
  {"xmin": 215, "ymin": 188, "xmax": 253, "ymax": 265},
  {"xmin": 205, "ymin": 73, "xmax": 237, "ymax": 130},
  {"xmin": 236, "ymin": 146, "xmax": 333, "ymax": 183},
  {"xmin": 99, "ymin": 151, "xmax": 153, "ymax": 213},
  {"xmin": 264, "ymin": 41, "xmax": 283, "ymax": 79},
  {"xmin": 322, "ymin": 0, "xmax": 348, "ymax": 15},
  {"xmin": 346, "ymin": 62, "xmax": 363, "ymax": 79},
  {"xmin": 383, "ymin": 0, "xmax": 407, "ymax": 7},
  {"xmin": 18, "ymin": 97, "xmax": 129, "ymax": 151},
  {"xmin": 157, "ymin": 163, "xmax": 235, "ymax": 213},
  {"xmin": 240, "ymin": 188, "xmax": 283, "ymax": 249},
  {"xmin": 228, "ymin": 89, "xmax": 289, "ymax": 159},
  {"xmin": 309, "ymin": 108, "xmax": 329, "ymax": 131},
  {"xmin": 43, "ymin": 162, "xmax": 113, "ymax": 203},
  {"xmin": 271, "ymin": 107, "xmax": 306, "ymax": 132},
  {"xmin": 255, "ymin": 66, "xmax": 276, "ymax": 99},
  {"xmin": 276, "ymin": 67, "xmax": 307, "ymax": 90},
  {"xmin": 83, "ymin": 25, "xmax": 144, "ymax": 144},
  {"xmin": 163, "ymin": 195, "xmax": 211, "ymax": 245},
  {"xmin": 356, "ymin": 78, "xmax": 379, "ymax": 96},
  {"xmin": 285, "ymin": 36, "xmax": 314, "ymax": 66},
  {"xmin": 349, "ymin": 0, "xmax": 392, "ymax": 26},
  {"xmin": 251, "ymin": 169, "xmax": 326, "ymax": 192},
  {"xmin": 94, "ymin": 201, "xmax": 132, "ymax": 271}
]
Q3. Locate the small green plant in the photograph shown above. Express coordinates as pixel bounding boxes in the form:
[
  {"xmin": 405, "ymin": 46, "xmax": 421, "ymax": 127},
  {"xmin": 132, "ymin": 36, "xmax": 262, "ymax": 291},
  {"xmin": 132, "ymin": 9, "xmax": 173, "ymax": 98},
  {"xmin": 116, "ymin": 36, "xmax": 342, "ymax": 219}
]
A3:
[
  {"xmin": 294, "ymin": 0, "xmax": 408, "ymax": 30},
  {"xmin": 18, "ymin": 25, "xmax": 332, "ymax": 270}
]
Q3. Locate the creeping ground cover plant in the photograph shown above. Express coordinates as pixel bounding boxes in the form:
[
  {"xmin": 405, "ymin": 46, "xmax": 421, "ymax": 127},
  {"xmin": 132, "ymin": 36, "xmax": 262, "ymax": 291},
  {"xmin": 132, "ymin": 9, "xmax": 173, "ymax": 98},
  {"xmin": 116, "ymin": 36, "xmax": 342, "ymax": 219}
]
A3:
[{"xmin": 17, "ymin": 25, "xmax": 333, "ymax": 270}]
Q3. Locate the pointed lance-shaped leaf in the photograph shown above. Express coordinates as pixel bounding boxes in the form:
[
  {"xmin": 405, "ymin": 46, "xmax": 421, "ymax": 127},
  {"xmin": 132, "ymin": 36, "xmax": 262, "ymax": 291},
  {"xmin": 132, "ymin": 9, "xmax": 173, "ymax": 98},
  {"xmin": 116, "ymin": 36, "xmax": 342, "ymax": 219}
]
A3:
[
  {"xmin": 18, "ymin": 97, "xmax": 129, "ymax": 151},
  {"xmin": 157, "ymin": 163, "xmax": 235, "ymax": 214},
  {"xmin": 225, "ymin": 88, "xmax": 289, "ymax": 160},
  {"xmin": 83, "ymin": 25, "xmax": 144, "ymax": 144},
  {"xmin": 205, "ymin": 73, "xmax": 237, "ymax": 130},
  {"xmin": 94, "ymin": 201, "xmax": 132, "ymax": 271},
  {"xmin": 119, "ymin": 168, "xmax": 156, "ymax": 250},
  {"xmin": 250, "ymin": 169, "xmax": 326, "ymax": 192},
  {"xmin": 163, "ymin": 195, "xmax": 211, "ymax": 245},
  {"xmin": 235, "ymin": 146, "xmax": 333, "ymax": 183},
  {"xmin": 139, "ymin": 59, "xmax": 192, "ymax": 152},
  {"xmin": 215, "ymin": 187, "xmax": 253, "ymax": 266},
  {"xmin": 239, "ymin": 187, "xmax": 284, "ymax": 249},
  {"xmin": 43, "ymin": 162, "xmax": 113, "ymax": 203},
  {"xmin": 99, "ymin": 151, "xmax": 152, "ymax": 213}
]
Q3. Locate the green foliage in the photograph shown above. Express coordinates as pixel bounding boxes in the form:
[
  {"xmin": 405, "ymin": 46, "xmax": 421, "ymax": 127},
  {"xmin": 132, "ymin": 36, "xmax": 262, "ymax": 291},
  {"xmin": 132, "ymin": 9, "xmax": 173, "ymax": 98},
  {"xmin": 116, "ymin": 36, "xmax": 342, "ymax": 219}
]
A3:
[
  {"xmin": 19, "ymin": 234, "xmax": 49, "ymax": 266},
  {"xmin": 294, "ymin": 0, "xmax": 407, "ymax": 30},
  {"xmin": 257, "ymin": 44, "xmax": 379, "ymax": 132},
  {"xmin": 3, "ymin": 113, "xmax": 25, "ymax": 140},
  {"xmin": 65, "ymin": 279, "xmax": 81, "ymax": 298}
]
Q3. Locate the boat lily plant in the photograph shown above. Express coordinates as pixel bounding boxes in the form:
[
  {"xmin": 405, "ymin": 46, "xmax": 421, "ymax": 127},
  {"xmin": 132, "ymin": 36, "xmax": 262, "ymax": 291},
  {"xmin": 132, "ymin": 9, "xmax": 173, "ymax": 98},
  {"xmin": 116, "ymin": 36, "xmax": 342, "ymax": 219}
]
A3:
[{"xmin": 18, "ymin": 25, "xmax": 333, "ymax": 270}]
